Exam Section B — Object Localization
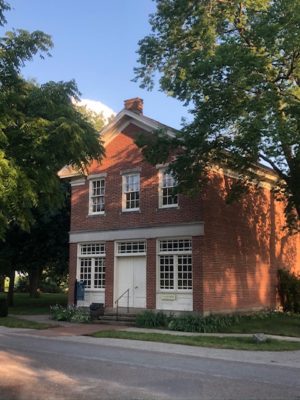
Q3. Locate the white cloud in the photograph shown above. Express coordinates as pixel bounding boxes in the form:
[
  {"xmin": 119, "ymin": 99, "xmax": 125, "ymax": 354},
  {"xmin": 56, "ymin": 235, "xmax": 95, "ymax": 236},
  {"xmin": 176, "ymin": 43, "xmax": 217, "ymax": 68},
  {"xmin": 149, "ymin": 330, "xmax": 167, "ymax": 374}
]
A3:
[{"xmin": 73, "ymin": 98, "xmax": 116, "ymax": 122}]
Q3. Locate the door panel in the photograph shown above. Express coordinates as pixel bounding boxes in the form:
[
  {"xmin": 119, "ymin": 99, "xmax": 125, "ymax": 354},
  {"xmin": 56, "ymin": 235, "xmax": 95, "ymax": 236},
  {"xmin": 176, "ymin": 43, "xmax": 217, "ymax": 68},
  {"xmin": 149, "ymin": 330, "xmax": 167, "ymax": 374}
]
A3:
[{"xmin": 117, "ymin": 256, "xmax": 146, "ymax": 308}]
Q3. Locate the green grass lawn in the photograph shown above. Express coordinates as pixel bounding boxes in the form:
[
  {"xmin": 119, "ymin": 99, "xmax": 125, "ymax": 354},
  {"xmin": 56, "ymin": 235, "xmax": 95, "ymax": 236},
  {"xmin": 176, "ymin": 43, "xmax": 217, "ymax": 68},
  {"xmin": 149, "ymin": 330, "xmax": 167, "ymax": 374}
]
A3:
[
  {"xmin": 220, "ymin": 313, "xmax": 300, "ymax": 337},
  {"xmin": 0, "ymin": 292, "xmax": 67, "ymax": 315},
  {"xmin": 0, "ymin": 316, "xmax": 55, "ymax": 329},
  {"xmin": 91, "ymin": 330, "xmax": 300, "ymax": 351}
]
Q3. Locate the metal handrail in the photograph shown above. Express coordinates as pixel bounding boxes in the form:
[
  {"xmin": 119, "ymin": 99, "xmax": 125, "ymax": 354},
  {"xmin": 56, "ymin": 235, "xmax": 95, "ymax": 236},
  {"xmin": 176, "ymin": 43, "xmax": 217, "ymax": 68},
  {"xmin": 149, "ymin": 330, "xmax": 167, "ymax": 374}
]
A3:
[{"xmin": 115, "ymin": 288, "xmax": 130, "ymax": 321}]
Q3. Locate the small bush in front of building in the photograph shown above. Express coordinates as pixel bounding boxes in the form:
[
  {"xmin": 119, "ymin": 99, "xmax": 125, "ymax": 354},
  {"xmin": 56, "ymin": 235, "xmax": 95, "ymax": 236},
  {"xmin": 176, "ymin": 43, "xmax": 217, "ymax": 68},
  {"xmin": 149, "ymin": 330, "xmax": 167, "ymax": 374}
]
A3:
[
  {"xmin": 0, "ymin": 298, "xmax": 8, "ymax": 317},
  {"xmin": 50, "ymin": 305, "xmax": 90, "ymax": 323},
  {"xmin": 135, "ymin": 311, "xmax": 244, "ymax": 333},
  {"xmin": 278, "ymin": 269, "xmax": 300, "ymax": 313},
  {"xmin": 167, "ymin": 314, "xmax": 241, "ymax": 333},
  {"xmin": 136, "ymin": 310, "xmax": 169, "ymax": 328}
]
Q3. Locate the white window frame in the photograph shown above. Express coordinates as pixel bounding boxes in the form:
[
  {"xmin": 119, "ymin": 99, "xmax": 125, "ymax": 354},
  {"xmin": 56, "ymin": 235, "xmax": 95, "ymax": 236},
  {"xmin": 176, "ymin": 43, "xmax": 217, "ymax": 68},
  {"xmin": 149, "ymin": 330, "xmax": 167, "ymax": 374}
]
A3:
[
  {"xmin": 157, "ymin": 238, "xmax": 192, "ymax": 293},
  {"xmin": 158, "ymin": 169, "xmax": 178, "ymax": 208},
  {"xmin": 89, "ymin": 178, "xmax": 105, "ymax": 215},
  {"xmin": 77, "ymin": 242, "xmax": 106, "ymax": 290},
  {"xmin": 122, "ymin": 173, "xmax": 140, "ymax": 212},
  {"xmin": 116, "ymin": 240, "xmax": 147, "ymax": 256}
]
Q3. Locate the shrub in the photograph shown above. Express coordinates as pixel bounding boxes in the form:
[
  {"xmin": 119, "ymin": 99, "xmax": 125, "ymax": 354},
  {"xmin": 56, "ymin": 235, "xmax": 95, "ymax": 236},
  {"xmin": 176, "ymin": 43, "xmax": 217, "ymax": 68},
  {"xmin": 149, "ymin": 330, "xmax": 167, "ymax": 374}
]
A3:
[
  {"xmin": 135, "ymin": 310, "xmax": 242, "ymax": 332},
  {"xmin": 15, "ymin": 275, "xmax": 30, "ymax": 293},
  {"xmin": 278, "ymin": 269, "xmax": 300, "ymax": 313},
  {"xmin": 39, "ymin": 278, "xmax": 62, "ymax": 294},
  {"xmin": 0, "ymin": 298, "xmax": 8, "ymax": 317},
  {"xmin": 50, "ymin": 305, "xmax": 90, "ymax": 323},
  {"xmin": 136, "ymin": 310, "xmax": 169, "ymax": 328},
  {"xmin": 167, "ymin": 314, "xmax": 241, "ymax": 333}
]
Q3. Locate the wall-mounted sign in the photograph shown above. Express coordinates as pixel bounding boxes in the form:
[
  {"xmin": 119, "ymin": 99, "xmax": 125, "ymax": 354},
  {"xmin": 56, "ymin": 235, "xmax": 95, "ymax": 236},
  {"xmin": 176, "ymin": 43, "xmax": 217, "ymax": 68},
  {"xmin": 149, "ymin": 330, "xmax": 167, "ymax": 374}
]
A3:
[{"xmin": 160, "ymin": 294, "xmax": 176, "ymax": 301}]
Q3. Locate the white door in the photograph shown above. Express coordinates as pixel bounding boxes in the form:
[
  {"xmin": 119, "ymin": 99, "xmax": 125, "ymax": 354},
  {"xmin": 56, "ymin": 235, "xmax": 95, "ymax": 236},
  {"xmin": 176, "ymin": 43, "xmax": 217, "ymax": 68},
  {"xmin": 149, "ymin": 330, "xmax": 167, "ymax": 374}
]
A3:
[{"xmin": 117, "ymin": 256, "xmax": 146, "ymax": 308}]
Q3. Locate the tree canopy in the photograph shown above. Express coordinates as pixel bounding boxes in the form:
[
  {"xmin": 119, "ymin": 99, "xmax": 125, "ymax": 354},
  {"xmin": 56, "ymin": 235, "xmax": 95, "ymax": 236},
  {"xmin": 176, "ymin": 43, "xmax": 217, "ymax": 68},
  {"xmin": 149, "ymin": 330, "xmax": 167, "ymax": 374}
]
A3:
[
  {"xmin": 0, "ymin": 182, "xmax": 70, "ymax": 297},
  {"xmin": 74, "ymin": 102, "xmax": 112, "ymax": 132},
  {"xmin": 135, "ymin": 0, "xmax": 300, "ymax": 230},
  {"xmin": 0, "ymin": 1, "xmax": 104, "ymax": 239}
]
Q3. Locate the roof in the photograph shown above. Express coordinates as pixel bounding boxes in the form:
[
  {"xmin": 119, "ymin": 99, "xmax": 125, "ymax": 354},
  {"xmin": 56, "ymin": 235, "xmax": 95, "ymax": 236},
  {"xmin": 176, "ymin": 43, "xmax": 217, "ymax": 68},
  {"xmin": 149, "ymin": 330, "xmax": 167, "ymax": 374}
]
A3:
[
  {"xmin": 58, "ymin": 107, "xmax": 178, "ymax": 179},
  {"xmin": 59, "ymin": 106, "xmax": 278, "ymax": 182}
]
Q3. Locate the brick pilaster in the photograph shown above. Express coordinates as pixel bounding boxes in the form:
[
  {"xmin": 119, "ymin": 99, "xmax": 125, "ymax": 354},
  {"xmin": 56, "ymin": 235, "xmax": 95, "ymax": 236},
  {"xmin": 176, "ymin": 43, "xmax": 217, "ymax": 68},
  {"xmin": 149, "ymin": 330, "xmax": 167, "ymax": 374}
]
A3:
[
  {"xmin": 146, "ymin": 238, "xmax": 156, "ymax": 309},
  {"xmin": 105, "ymin": 240, "xmax": 114, "ymax": 307},
  {"xmin": 193, "ymin": 236, "xmax": 204, "ymax": 313}
]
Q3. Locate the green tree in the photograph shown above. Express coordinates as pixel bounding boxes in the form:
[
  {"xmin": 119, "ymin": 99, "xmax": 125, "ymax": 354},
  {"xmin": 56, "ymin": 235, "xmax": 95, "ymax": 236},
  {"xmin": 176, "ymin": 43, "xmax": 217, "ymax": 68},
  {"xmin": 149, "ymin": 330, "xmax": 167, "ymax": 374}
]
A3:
[
  {"xmin": 0, "ymin": 183, "xmax": 70, "ymax": 303},
  {"xmin": 74, "ymin": 103, "xmax": 109, "ymax": 132},
  {"xmin": 0, "ymin": 1, "xmax": 104, "ymax": 239},
  {"xmin": 135, "ymin": 0, "xmax": 300, "ymax": 230}
]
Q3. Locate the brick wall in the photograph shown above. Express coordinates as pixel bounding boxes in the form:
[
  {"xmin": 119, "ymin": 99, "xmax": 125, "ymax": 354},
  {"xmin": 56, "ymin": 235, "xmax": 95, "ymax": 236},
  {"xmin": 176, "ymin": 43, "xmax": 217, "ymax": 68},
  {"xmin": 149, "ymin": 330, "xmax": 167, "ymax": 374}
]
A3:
[
  {"xmin": 70, "ymin": 125, "xmax": 203, "ymax": 233},
  {"xmin": 68, "ymin": 123, "xmax": 300, "ymax": 313},
  {"xmin": 201, "ymin": 171, "xmax": 300, "ymax": 314}
]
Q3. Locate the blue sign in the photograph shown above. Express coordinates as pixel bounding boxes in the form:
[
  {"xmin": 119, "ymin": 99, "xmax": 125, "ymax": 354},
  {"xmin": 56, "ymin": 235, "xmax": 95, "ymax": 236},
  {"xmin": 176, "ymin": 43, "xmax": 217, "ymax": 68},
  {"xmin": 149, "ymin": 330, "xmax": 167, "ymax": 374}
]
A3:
[{"xmin": 76, "ymin": 280, "xmax": 85, "ymax": 301}]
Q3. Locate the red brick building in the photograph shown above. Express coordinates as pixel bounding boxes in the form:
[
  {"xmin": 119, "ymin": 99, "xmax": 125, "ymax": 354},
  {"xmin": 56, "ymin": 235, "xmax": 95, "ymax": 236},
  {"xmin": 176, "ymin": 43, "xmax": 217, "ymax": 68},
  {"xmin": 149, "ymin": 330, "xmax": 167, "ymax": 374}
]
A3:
[{"xmin": 61, "ymin": 98, "xmax": 300, "ymax": 314}]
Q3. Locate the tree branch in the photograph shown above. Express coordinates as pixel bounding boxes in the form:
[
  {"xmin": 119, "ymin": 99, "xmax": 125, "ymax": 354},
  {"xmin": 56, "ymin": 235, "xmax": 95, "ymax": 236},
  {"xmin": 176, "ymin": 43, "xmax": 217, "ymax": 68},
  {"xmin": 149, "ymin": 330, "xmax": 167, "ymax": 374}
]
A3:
[{"xmin": 259, "ymin": 153, "xmax": 288, "ymax": 181}]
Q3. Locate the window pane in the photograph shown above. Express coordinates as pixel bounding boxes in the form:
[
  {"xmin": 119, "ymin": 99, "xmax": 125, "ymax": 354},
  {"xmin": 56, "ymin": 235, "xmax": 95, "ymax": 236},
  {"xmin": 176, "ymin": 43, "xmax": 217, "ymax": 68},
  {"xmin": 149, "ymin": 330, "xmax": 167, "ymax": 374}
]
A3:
[
  {"xmin": 80, "ymin": 243, "xmax": 105, "ymax": 255},
  {"xmin": 80, "ymin": 258, "xmax": 92, "ymax": 288},
  {"xmin": 117, "ymin": 241, "xmax": 146, "ymax": 254},
  {"xmin": 94, "ymin": 257, "xmax": 105, "ymax": 288},
  {"xmin": 159, "ymin": 255, "xmax": 174, "ymax": 289},
  {"xmin": 90, "ymin": 179, "xmax": 105, "ymax": 213},
  {"xmin": 178, "ymin": 255, "xmax": 192, "ymax": 290},
  {"xmin": 159, "ymin": 239, "xmax": 192, "ymax": 253},
  {"xmin": 161, "ymin": 172, "xmax": 177, "ymax": 206},
  {"xmin": 124, "ymin": 174, "xmax": 140, "ymax": 209}
]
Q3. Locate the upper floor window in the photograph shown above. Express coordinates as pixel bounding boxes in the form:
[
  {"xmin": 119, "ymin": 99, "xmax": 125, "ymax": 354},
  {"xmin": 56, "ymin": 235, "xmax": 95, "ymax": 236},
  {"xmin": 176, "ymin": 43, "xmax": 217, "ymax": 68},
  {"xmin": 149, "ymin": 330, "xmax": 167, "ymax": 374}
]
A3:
[
  {"xmin": 123, "ymin": 173, "xmax": 140, "ymax": 211},
  {"xmin": 89, "ymin": 178, "xmax": 105, "ymax": 214},
  {"xmin": 159, "ymin": 170, "xmax": 178, "ymax": 208}
]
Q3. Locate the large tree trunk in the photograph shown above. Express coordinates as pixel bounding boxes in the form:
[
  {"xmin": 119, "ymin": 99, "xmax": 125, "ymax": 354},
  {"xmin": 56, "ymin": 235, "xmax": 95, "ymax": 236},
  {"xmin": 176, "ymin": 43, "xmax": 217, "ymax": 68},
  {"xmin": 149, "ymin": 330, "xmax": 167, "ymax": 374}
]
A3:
[
  {"xmin": 0, "ymin": 276, "xmax": 5, "ymax": 292},
  {"xmin": 29, "ymin": 268, "xmax": 41, "ymax": 298},
  {"xmin": 7, "ymin": 269, "xmax": 15, "ymax": 306}
]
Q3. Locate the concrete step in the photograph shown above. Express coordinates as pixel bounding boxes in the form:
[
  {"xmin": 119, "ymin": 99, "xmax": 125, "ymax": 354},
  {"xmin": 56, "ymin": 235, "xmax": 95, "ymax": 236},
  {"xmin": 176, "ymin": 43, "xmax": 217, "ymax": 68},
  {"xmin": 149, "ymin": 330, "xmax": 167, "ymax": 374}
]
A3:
[
  {"xmin": 101, "ymin": 315, "xmax": 136, "ymax": 322},
  {"xmin": 99, "ymin": 319, "xmax": 136, "ymax": 327},
  {"xmin": 103, "ymin": 312, "xmax": 137, "ymax": 319},
  {"xmin": 99, "ymin": 312, "xmax": 137, "ymax": 326}
]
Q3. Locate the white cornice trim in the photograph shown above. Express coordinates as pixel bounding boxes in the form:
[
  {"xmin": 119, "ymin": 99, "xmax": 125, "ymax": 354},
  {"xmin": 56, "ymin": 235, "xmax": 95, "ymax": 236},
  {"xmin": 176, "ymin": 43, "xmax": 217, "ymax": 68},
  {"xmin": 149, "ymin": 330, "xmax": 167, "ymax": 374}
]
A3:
[
  {"xmin": 100, "ymin": 109, "xmax": 177, "ymax": 148},
  {"xmin": 87, "ymin": 172, "xmax": 107, "ymax": 180},
  {"xmin": 69, "ymin": 223, "xmax": 204, "ymax": 243},
  {"xmin": 70, "ymin": 177, "xmax": 86, "ymax": 187}
]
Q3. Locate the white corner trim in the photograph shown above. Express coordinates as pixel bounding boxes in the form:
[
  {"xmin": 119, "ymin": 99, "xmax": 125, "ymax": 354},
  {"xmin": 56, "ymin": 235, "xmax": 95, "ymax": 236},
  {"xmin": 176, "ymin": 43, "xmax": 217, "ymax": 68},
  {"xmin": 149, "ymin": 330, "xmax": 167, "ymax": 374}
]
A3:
[
  {"xmin": 87, "ymin": 172, "xmax": 107, "ymax": 180},
  {"xmin": 69, "ymin": 223, "xmax": 204, "ymax": 243}
]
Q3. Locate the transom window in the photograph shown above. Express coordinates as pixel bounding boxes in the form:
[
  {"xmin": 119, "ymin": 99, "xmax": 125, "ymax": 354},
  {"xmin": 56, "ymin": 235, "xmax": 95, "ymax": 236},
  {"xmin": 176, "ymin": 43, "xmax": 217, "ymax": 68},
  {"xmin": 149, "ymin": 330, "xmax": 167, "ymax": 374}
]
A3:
[
  {"xmin": 123, "ymin": 173, "xmax": 140, "ymax": 210},
  {"xmin": 89, "ymin": 178, "xmax": 105, "ymax": 214},
  {"xmin": 80, "ymin": 243, "xmax": 105, "ymax": 256},
  {"xmin": 158, "ymin": 239, "xmax": 192, "ymax": 291},
  {"xmin": 117, "ymin": 241, "xmax": 146, "ymax": 255},
  {"xmin": 159, "ymin": 170, "xmax": 178, "ymax": 208},
  {"xmin": 78, "ymin": 243, "xmax": 105, "ymax": 289},
  {"xmin": 159, "ymin": 239, "xmax": 192, "ymax": 253}
]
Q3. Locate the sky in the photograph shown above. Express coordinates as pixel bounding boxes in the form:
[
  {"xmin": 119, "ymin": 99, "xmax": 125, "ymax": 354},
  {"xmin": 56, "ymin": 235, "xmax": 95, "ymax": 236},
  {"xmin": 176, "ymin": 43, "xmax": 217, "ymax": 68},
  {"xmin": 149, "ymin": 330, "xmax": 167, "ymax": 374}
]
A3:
[{"xmin": 2, "ymin": 0, "xmax": 191, "ymax": 129}]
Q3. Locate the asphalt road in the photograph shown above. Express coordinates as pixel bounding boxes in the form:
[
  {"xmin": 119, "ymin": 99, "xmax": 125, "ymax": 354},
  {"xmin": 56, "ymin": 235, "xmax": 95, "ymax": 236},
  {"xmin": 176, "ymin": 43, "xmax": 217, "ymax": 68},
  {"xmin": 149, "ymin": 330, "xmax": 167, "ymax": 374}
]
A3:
[{"xmin": 0, "ymin": 329, "xmax": 300, "ymax": 400}]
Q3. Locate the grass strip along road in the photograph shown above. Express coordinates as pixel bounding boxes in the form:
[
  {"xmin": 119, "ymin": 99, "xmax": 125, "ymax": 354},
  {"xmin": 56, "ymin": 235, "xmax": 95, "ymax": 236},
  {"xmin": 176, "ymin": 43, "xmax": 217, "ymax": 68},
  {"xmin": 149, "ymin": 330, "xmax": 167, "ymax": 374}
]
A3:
[{"xmin": 91, "ymin": 330, "xmax": 300, "ymax": 351}]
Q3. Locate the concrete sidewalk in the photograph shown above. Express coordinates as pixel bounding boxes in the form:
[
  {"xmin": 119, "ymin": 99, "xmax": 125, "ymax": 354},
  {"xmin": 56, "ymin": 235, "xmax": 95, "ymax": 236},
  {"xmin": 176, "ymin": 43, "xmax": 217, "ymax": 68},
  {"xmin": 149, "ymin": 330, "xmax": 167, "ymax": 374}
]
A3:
[
  {"xmin": 10, "ymin": 313, "xmax": 300, "ymax": 342},
  {"xmin": 11, "ymin": 314, "xmax": 125, "ymax": 337}
]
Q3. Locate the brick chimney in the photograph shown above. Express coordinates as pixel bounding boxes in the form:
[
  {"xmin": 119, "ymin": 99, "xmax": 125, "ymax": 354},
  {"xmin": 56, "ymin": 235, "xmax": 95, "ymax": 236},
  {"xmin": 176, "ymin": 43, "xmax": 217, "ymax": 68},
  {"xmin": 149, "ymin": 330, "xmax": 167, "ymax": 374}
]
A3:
[{"xmin": 124, "ymin": 97, "xmax": 143, "ymax": 114}]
